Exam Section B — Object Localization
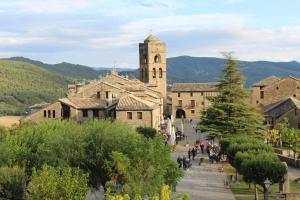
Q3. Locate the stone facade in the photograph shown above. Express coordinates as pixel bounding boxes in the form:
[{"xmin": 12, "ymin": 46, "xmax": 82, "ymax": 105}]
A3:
[
  {"xmin": 250, "ymin": 76, "xmax": 300, "ymax": 110},
  {"xmin": 21, "ymin": 102, "xmax": 62, "ymax": 123},
  {"xmin": 21, "ymin": 35, "xmax": 166, "ymax": 130},
  {"xmin": 171, "ymin": 83, "xmax": 219, "ymax": 119},
  {"xmin": 264, "ymin": 97, "xmax": 300, "ymax": 129},
  {"xmin": 249, "ymin": 76, "xmax": 300, "ymax": 129}
]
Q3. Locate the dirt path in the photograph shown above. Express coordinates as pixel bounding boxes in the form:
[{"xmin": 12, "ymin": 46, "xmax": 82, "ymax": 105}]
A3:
[{"xmin": 0, "ymin": 116, "xmax": 21, "ymax": 127}]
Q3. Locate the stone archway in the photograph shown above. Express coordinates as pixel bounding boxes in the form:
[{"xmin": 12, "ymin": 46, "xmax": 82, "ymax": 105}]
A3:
[{"xmin": 176, "ymin": 109, "xmax": 186, "ymax": 119}]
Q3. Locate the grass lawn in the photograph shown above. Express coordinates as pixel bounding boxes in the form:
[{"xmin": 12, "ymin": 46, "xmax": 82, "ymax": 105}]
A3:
[{"xmin": 224, "ymin": 163, "xmax": 300, "ymax": 199}]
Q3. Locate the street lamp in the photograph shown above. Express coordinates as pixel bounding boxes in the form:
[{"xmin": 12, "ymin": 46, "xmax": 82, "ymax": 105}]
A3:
[{"xmin": 264, "ymin": 178, "xmax": 272, "ymax": 200}]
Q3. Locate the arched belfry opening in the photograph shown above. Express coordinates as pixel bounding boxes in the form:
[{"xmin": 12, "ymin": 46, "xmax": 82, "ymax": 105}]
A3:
[
  {"xmin": 153, "ymin": 68, "xmax": 156, "ymax": 78},
  {"xmin": 154, "ymin": 54, "xmax": 161, "ymax": 63}
]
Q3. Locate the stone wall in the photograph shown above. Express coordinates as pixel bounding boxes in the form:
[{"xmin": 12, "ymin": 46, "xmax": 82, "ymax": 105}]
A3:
[
  {"xmin": 171, "ymin": 91, "xmax": 218, "ymax": 119},
  {"xmin": 277, "ymin": 154, "xmax": 300, "ymax": 168},
  {"xmin": 116, "ymin": 110, "xmax": 154, "ymax": 129},
  {"xmin": 251, "ymin": 77, "xmax": 300, "ymax": 109},
  {"xmin": 284, "ymin": 193, "xmax": 300, "ymax": 200},
  {"xmin": 20, "ymin": 102, "xmax": 62, "ymax": 123}
]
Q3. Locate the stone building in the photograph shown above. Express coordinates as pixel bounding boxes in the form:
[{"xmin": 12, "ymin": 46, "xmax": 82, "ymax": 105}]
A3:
[
  {"xmin": 250, "ymin": 76, "xmax": 300, "ymax": 129},
  {"xmin": 250, "ymin": 76, "xmax": 300, "ymax": 110},
  {"xmin": 171, "ymin": 82, "xmax": 219, "ymax": 119},
  {"xmin": 264, "ymin": 97, "xmax": 300, "ymax": 129},
  {"xmin": 21, "ymin": 35, "xmax": 166, "ymax": 130}
]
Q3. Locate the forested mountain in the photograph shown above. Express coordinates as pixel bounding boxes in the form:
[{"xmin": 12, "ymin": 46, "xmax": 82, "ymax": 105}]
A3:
[
  {"xmin": 7, "ymin": 56, "xmax": 300, "ymax": 88},
  {"xmin": 2, "ymin": 56, "xmax": 300, "ymax": 115},
  {"xmin": 5, "ymin": 57, "xmax": 100, "ymax": 80},
  {"xmin": 121, "ymin": 56, "xmax": 300, "ymax": 87},
  {"xmin": 0, "ymin": 60, "xmax": 69, "ymax": 115},
  {"xmin": 166, "ymin": 56, "xmax": 300, "ymax": 87}
]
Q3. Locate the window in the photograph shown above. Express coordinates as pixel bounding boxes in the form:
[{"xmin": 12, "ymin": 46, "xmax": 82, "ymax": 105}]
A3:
[
  {"xmin": 154, "ymin": 54, "xmax": 161, "ymax": 63},
  {"xmin": 191, "ymin": 100, "xmax": 195, "ymax": 107},
  {"xmin": 159, "ymin": 68, "xmax": 162, "ymax": 78},
  {"xmin": 143, "ymin": 56, "xmax": 147, "ymax": 64},
  {"xmin": 43, "ymin": 110, "xmax": 47, "ymax": 117},
  {"xmin": 294, "ymin": 94, "xmax": 297, "ymax": 97},
  {"xmin": 97, "ymin": 92, "xmax": 100, "ymax": 99},
  {"xmin": 191, "ymin": 110, "xmax": 195, "ymax": 114},
  {"xmin": 48, "ymin": 110, "xmax": 51, "ymax": 118},
  {"xmin": 260, "ymin": 91, "xmax": 264, "ymax": 99},
  {"xmin": 201, "ymin": 92, "xmax": 204, "ymax": 96},
  {"xmin": 153, "ymin": 68, "xmax": 156, "ymax": 78},
  {"xmin": 52, "ymin": 110, "xmax": 56, "ymax": 118},
  {"xmin": 276, "ymin": 86, "xmax": 279, "ymax": 90},
  {"xmin": 190, "ymin": 92, "xmax": 193, "ymax": 97},
  {"xmin": 298, "ymin": 86, "xmax": 300, "ymax": 90},
  {"xmin": 178, "ymin": 93, "xmax": 181, "ymax": 97},
  {"xmin": 295, "ymin": 109, "xmax": 298, "ymax": 116},
  {"xmin": 83, "ymin": 110, "xmax": 88, "ymax": 117},
  {"xmin": 127, "ymin": 112, "xmax": 132, "ymax": 120},
  {"xmin": 178, "ymin": 100, "xmax": 182, "ymax": 107},
  {"xmin": 106, "ymin": 91, "xmax": 109, "ymax": 99},
  {"xmin": 93, "ymin": 110, "xmax": 99, "ymax": 118},
  {"xmin": 137, "ymin": 112, "xmax": 143, "ymax": 120},
  {"xmin": 256, "ymin": 100, "xmax": 259, "ymax": 104}
]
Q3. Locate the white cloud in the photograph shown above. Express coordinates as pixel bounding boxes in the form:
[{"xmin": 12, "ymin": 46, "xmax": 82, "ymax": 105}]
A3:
[{"xmin": 0, "ymin": 0, "xmax": 91, "ymax": 13}]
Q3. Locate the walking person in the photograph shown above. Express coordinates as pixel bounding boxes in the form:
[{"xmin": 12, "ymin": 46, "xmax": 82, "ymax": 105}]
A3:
[
  {"xmin": 183, "ymin": 155, "xmax": 187, "ymax": 170},
  {"xmin": 206, "ymin": 143, "xmax": 211, "ymax": 155},
  {"xmin": 188, "ymin": 148, "xmax": 192, "ymax": 160},
  {"xmin": 200, "ymin": 140, "xmax": 205, "ymax": 154},
  {"xmin": 192, "ymin": 147, "xmax": 196, "ymax": 160},
  {"xmin": 177, "ymin": 155, "xmax": 183, "ymax": 168}
]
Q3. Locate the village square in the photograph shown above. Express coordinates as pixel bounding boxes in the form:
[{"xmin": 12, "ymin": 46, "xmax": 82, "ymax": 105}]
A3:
[{"xmin": 2, "ymin": 34, "xmax": 295, "ymax": 200}]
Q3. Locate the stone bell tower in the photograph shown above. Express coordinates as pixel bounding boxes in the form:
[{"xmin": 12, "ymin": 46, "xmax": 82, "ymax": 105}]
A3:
[{"xmin": 139, "ymin": 34, "xmax": 167, "ymax": 109}]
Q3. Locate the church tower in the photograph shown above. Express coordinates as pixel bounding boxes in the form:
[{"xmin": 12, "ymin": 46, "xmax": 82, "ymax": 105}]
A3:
[{"xmin": 139, "ymin": 34, "xmax": 167, "ymax": 108}]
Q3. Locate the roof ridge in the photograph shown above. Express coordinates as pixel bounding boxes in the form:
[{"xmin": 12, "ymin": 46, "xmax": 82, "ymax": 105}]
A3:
[{"xmin": 264, "ymin": 96, "xmax": 295, "ymax": 113}]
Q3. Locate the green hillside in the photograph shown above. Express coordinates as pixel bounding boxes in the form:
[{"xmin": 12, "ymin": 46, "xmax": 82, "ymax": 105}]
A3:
[
  {"xmin": 6, "ymin": 57, "xmax": 100, "ymax": 80},
  {"xmin": 0, "ymin": 60, "xmax": 70, "ymax": 115},
  {"xmin": 121, "ymin": 56, "xmax": 300, "ymax": 87},
  {"xmin": 166, "ymin": 56, "xmax": 300, "ymax": 87}
]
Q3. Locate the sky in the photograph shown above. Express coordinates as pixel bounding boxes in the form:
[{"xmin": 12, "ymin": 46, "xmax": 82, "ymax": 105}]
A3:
[{"xmin": 1, "ymin": 0, "xmax": 300, "ymax": 68}]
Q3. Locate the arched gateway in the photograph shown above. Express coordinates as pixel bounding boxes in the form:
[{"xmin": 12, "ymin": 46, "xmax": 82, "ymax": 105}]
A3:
[{"xmin": 176, "ymin": 109, "xmax": 186, "ymax": 119}]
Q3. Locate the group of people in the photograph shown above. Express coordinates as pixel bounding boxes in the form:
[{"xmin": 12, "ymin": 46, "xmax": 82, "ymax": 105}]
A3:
[
  {"xmin": 176, "ymin": 139, "xmax": 223, "ymax": 169},
  {"xmin": 176, "ymin": 155, "xmax": 192, "ymax": 170}
]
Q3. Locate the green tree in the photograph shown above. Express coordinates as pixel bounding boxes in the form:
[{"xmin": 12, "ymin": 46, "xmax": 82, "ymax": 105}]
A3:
[
  {"xmin": 26, "ymin": 165, "xmax": 88, "ymax": 200},
  {"xmin": 136, "ymin": 127, "xmax": 157, "ymax": 138},
  {"xmin": 198, "ymin": 53, "xmax": 263, "ymax": 138},
  {"xmin": 264, "ymin": 129, "xmax": 279, "ymax": 146},
  {"xmin": 241, "ymin": 155, "xmax": 287, "ymax": 198},
  {"xmin": 0, "ymin": 166, "xmax": 26, "ymax": 200},
  {"xmin": 274, "ymin": 117, "xmax": 289, "ymax": 147},
  {"xmin": 0, "ymin": 120, "xmax": 182, "ymax": 197}
]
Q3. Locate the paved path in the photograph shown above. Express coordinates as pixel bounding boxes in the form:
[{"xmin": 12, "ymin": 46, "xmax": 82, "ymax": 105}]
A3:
[
  {"xmin": 172, "ymin": 119, "xmax": 235, "ymax": 200},
  {"xmin": 288, "ymin": 166, "xmax": 300, "ymax": 181}
]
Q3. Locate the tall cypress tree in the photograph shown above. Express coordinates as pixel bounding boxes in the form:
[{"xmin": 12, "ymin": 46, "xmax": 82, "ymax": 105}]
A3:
[{"xmin": 198, "ymin": 53, "xmax": 263, "ymax": 138}]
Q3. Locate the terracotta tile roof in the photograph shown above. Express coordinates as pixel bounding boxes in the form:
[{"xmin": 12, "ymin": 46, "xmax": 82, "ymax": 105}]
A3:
[
  {"xmin": 116, "ymin": 95, "xmax": 158, "ymax": 111},
  {"xmin": 264, "ymin": 97, "xmax": 300, "ymax": 119},
  {"xmin": 172, "ymin": 82, "xmax": 219, "ymax": 92},
  {"xmin": 59, "ymin": 98, "xmax": 108, "ymax": 109},
  {"xmin": 252, "ymin": 76, "xmax": 281, "ymax": 87}
]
